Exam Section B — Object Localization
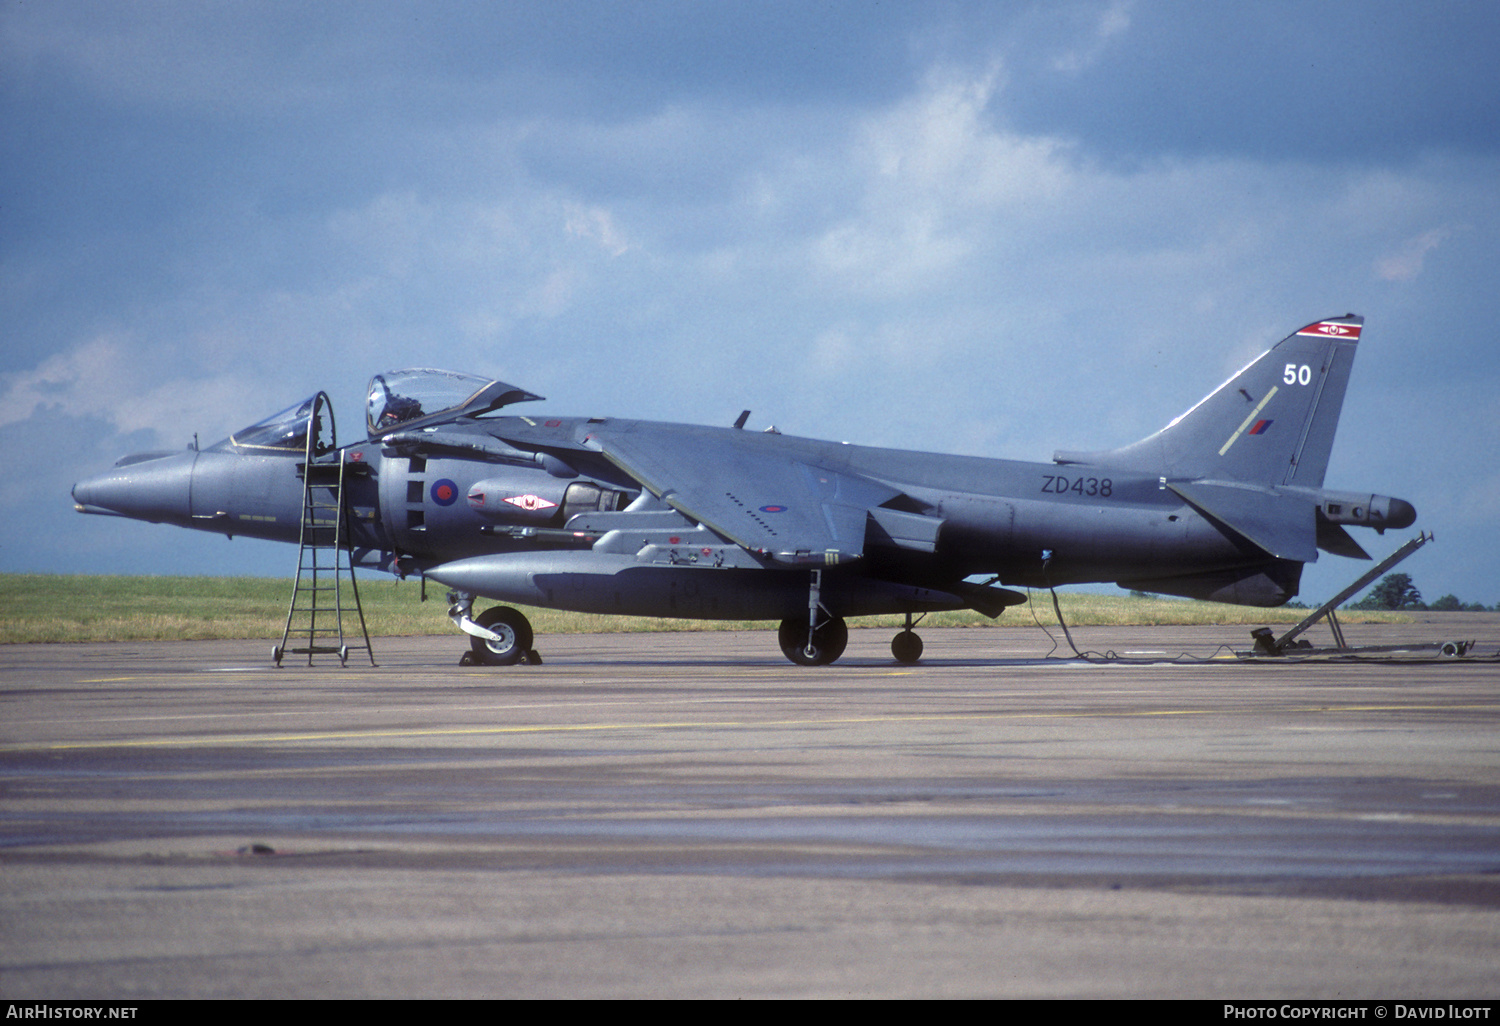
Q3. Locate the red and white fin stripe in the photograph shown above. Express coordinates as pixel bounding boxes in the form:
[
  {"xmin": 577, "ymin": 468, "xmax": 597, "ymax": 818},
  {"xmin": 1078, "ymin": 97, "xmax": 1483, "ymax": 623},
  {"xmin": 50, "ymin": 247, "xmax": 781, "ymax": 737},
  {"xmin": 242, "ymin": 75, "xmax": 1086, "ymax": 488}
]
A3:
[{"xmin": 1297, "ymin": 320, "xmax": 1362, "ymax": 339}]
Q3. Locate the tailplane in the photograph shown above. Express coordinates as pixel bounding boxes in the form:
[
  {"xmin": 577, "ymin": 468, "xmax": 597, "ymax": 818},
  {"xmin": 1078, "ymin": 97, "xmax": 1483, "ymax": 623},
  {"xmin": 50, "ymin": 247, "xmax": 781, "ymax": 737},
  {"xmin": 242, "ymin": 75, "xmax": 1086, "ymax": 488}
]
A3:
[{"xmin": 1054, "ymin": 315, "xmax": 1363, "ymax": 488}]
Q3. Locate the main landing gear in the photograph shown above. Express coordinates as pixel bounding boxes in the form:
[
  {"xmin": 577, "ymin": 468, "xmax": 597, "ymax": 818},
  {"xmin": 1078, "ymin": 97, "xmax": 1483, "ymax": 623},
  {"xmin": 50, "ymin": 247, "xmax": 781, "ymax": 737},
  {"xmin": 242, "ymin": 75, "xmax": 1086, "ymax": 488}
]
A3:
[
  {"xmin": 774, "ymin": 571, "xmax": 929, "ymax": 667},
  {"xmin": 777, "ymin": 613, "xmax": 848, "ymax": 665},
  {"xmin": 450, "ymin": 593, "xmax": 542, "ymax": 666},
  {"xmin": 777, "ymin": 568, "xmax": 846, "ymax": 666},
  {"xmin": 775, "ymin": 610, "xmax": 927, "ymax": 666}
]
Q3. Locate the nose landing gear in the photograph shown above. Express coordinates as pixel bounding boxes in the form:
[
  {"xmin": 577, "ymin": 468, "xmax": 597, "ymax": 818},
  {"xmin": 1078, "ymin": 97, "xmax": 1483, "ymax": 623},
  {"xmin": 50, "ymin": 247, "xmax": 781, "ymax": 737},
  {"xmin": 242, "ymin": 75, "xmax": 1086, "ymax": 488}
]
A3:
[{"xmin": 449, "ymin": 592, "xmax": 541, "ymax": 666}]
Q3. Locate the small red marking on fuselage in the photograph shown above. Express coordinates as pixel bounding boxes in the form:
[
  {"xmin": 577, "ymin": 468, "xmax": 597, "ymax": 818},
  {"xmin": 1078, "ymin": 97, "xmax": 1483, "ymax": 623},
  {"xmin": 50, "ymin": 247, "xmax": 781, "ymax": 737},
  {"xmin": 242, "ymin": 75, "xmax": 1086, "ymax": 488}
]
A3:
[{"xmin": 503, "ymin": 494, "xmax": 558, "ymax": 512}]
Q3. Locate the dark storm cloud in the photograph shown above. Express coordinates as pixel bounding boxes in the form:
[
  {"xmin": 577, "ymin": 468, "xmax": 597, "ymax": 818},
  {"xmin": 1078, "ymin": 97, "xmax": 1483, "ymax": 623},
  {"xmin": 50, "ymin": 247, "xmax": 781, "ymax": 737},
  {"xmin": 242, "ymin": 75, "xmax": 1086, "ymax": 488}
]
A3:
[{"xmin": 999, "ymin": 1, "xmax": 1500, "ymax": 164}]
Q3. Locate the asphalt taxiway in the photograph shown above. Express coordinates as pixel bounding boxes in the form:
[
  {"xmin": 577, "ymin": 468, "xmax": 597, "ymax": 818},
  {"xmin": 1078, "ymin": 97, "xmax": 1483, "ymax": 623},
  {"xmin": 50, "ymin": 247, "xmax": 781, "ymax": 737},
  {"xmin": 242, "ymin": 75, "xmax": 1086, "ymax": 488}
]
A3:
[{"xmin": 2, "ymin": 618, "xmax": 1498, "ymax": 998}]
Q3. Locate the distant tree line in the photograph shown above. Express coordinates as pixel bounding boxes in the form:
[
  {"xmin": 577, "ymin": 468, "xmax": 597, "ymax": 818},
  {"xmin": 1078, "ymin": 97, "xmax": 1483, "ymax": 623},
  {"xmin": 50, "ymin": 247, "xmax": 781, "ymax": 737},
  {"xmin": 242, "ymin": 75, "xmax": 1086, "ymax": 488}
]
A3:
[
  {"xmin": 1345, "ymin": 573, "xmax": 1496, "ymax": 612},
  {"xmin": 1127, "ymin": 573, "xmax": 1494, "ymax": 610}
]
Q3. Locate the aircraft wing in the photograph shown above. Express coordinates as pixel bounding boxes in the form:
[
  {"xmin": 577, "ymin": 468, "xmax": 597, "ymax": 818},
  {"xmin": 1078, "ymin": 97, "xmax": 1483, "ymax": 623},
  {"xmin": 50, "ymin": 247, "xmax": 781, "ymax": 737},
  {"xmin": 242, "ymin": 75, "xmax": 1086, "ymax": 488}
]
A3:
[{"xmin": 582, "ymin": 424, "xmax": 903, "ymax": 566}]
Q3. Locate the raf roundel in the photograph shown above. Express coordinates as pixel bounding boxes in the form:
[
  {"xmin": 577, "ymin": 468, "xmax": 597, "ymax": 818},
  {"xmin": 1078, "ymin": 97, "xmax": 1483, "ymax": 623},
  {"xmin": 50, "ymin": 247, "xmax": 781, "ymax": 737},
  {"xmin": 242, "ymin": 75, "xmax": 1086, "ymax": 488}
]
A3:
[{"xmin": 430, "ymin": 479, "xmax": 460, "ymax": 506}]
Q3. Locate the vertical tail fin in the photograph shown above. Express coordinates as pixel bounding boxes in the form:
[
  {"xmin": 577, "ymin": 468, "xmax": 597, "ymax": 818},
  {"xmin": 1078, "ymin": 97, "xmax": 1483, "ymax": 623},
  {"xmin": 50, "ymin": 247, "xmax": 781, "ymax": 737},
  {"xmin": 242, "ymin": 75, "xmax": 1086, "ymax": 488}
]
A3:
[{"xmin": 1054, "ymin": 315, "xmax": 1362, "ymax": 487}]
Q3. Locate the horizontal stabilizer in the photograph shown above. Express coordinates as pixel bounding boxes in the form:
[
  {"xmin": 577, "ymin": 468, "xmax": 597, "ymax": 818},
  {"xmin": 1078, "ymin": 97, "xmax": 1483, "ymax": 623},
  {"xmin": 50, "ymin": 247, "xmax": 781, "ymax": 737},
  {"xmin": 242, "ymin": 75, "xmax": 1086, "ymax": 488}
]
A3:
[{"xmin": 1167, "ymin": 480, "xmax": 1318, "ymax": 563}]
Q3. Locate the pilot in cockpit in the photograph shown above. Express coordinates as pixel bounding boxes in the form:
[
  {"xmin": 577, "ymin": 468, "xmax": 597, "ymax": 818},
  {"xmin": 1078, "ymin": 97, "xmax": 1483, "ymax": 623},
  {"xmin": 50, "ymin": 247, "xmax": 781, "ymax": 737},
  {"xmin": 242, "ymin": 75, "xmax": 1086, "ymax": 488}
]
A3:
[
  {"xmin": 368, "ymin": 375, "xmax": 425, "ymax": 432},
  {"xmin": 373, "ymin": 392, "xmax": 423, "ymax": 430}
]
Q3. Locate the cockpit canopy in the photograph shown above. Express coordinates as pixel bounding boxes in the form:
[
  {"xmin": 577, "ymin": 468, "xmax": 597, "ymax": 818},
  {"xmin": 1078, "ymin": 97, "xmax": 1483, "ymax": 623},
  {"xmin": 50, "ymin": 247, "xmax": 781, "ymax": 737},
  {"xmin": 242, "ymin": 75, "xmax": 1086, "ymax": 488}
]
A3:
[
  {"xmin": 200, "ymin": 371, "xmax": 541, "ymax": 456},
  {"xmin": 208, "ymin": 395, "xmax": 330, "ymax": 455},
  {"xmin": 367, "ymin": 369, "xmax": 543, "ymax": 439}
]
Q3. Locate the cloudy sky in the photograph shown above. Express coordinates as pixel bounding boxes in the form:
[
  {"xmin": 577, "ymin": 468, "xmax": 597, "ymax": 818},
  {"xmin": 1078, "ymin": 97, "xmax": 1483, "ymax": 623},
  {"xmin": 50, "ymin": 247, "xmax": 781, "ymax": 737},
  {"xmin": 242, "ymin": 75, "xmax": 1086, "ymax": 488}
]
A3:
[{"xmin": 4, "ymin": 1, "xmax": 1497, "ymax": 607}]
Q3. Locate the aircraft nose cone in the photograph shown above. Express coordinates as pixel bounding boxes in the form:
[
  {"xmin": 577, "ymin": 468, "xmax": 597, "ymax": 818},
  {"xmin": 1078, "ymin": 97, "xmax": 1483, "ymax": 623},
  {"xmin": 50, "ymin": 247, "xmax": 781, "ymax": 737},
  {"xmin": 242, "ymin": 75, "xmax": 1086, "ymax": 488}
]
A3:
[
  {"xmin": 72, "ymin": 452, "xmax": 196, "ymax": 522},
  {"xmin": 72, "ymin": 472, "xmax": 115, "ymax": 512}
]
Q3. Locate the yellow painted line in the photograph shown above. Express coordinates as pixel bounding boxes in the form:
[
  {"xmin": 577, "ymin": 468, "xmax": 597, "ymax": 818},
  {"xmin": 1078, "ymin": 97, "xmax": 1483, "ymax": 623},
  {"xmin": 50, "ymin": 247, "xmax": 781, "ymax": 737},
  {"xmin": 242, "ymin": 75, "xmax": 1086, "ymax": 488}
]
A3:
[
  {"xmin": 1219, "ymin": 385, "xmax": 1278, "ymax": 456},
  {"xmin": 15, "ymin": 701, "xmax": 1498, "ymax": 752}
]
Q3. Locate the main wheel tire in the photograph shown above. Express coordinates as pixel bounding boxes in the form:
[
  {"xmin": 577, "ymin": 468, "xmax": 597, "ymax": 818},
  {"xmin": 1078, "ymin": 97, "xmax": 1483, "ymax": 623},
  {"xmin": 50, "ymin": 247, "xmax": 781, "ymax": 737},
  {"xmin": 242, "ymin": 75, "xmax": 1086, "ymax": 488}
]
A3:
[
  {"xmin": 891, "ymin": 630, "xmax": 923, "ymax": 665},
  {"xmin": 778, "ymin": 615, "xmax": 849, "ymax": 666},
  {"xmin": 470, "ymin": 606, "xmax": 534, "ymax": 666}
]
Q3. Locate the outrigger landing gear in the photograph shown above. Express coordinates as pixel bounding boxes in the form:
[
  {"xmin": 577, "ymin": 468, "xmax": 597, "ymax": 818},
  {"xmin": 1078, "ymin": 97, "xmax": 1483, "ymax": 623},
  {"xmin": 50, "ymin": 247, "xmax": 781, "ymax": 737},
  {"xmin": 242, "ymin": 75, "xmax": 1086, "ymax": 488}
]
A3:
[
  {"xmin": 891, "ymin": 612, "xmax": 925, "ymax": 665},
  {"xmin": 449, "ymin": 592, "xmax": 541, "ymax": 666},
  {"xmin": 777, "ymin": 569, "xmax": 848, "ymax": 666}
]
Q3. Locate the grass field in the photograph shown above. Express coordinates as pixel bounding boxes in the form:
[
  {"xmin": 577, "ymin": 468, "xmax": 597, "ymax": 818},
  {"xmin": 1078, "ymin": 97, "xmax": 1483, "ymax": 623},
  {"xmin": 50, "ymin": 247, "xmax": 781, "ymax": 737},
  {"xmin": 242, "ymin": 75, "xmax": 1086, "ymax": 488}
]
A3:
[{"xmin": 0, "ymin": 573, "xmax": 1409, "ymax": 645}]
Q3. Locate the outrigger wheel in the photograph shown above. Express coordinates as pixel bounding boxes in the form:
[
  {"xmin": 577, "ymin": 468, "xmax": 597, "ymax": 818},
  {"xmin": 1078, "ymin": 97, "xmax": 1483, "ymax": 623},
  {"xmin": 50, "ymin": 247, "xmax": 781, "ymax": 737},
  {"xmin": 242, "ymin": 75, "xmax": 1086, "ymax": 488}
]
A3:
[
  {"xmin": 469, "ymin": 605, "xmax": 534, "ymax": 666},
  {"xmin": 778, "ymin": 614, "xmax": 848, "ymax": 666},
  {"xmin": 890, "ymin": 629, "xmax": 923, "ymax": 665}
]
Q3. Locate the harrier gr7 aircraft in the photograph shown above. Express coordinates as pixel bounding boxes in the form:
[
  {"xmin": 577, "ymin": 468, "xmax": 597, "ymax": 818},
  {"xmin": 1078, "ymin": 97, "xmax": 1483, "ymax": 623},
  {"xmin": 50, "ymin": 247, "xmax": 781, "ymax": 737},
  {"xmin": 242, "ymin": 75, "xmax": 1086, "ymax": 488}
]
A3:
[{"xmin": 73, "ymin": 315, "xmax": 1414, "ymax": 666}]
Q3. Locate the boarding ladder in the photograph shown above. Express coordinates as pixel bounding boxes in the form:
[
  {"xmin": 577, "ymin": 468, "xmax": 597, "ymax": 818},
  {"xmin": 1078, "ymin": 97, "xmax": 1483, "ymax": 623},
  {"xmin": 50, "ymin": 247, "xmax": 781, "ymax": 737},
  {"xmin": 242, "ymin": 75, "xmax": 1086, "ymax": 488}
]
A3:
[{"xmin": 274, "ymin": 392, "xmax": 375, "ymax": 667}]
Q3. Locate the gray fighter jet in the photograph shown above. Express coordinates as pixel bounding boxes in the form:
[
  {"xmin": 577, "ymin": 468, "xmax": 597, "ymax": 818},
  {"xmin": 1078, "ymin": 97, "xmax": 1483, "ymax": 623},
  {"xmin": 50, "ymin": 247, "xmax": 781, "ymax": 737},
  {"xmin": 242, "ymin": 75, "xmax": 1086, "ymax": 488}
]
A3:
[{"xmin": 72, "ymin": 315, "xmax": 1414, "ymax": 666}]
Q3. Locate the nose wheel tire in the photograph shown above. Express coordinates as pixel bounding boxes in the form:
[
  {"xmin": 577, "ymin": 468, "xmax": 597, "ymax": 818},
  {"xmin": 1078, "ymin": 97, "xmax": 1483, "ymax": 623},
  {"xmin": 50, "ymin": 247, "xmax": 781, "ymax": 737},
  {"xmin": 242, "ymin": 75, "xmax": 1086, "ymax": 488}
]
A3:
[
  {"xmin": 470, "ymin": 606, "xmax": 534, "ymax": 666},
  {"xmin": 778, "ymin": 615, "xmax": 848, "ymax": 666}
]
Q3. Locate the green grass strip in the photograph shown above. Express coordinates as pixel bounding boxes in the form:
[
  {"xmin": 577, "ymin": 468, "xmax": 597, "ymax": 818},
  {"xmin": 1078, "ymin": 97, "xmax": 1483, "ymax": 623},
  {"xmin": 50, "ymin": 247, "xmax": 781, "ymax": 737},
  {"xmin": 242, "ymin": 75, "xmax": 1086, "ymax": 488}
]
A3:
[{"xmin": 0, "ymin": 573, "xmax": 1408, "ymax": 645}]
